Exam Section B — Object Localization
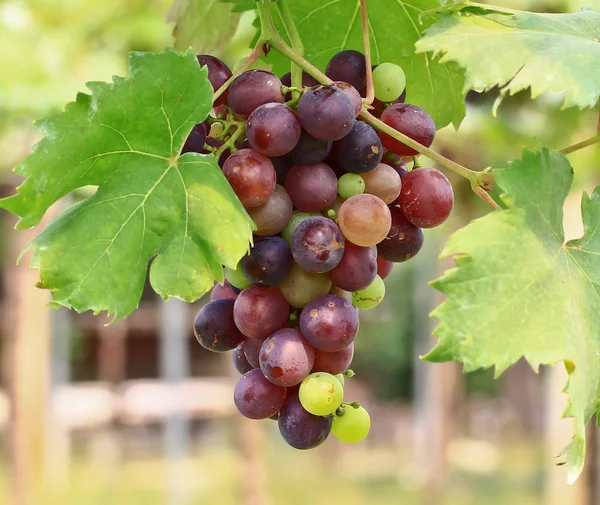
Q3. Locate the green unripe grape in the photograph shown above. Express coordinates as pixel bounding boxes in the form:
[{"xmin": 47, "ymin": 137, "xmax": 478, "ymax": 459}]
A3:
[
  {"xmin": 225, "ymin": 264, "xmax": 252, "ymax": 290},
  {"xmin": 352, "ymin": 275, "xmax": 385, "ymax": 309},
  {"xmin": 282, "ymin": 210, "xmax": 320, "ymax": 243},
  {"xmin": 332, "ymin": 405, "xmax": 371, "ymax": 443},
  {"xmin": 335, "ymin": 373, "xmax": 345, "ymax": 387},
  {"xmin": 338, "ymin": 173, "xmax": 365, "ymax": 199},
  {"xmin": 299, "ymin": 372, "xmax": 344, "ymax": 416},
  {"xmin": 373, "ymin": 63, "xmax": 406, "ymax": 103}
]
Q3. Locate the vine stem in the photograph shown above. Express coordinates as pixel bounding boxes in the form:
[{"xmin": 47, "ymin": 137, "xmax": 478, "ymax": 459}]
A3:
[
  {"xmin": 559, "ymin": 134, "xmax": 600, "ymax": 155},
  {"xmin": 215, "ymin": 124, "xmax": 246, "ymax": 161},
  {"xmin": 360, "ymin": 0, "xmax": 375, "ymax": 104},
  {"xmin": 276, "ymin": 0, "xmax": 304, "ymax": 97}
]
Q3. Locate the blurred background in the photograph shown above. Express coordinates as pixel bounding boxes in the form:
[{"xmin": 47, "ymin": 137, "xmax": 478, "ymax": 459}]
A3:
[{"xmin": 0, "ymin": 0, "xmax": 599, "ymax": 504}]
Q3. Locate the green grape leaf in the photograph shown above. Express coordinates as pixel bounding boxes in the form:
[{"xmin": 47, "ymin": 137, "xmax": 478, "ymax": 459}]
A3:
[
  {"xmin": 264, "ymin": 0, "xmax": 466, "ymax": 129},
  {"xmin": 416, "ymin": 5, "xmax": 600, "ymax": 110},
  {"xmin": 427, "ymin": 148, "xmax": 600, "ymax": 483},
  {"xmin": 222, "ymin": 0, "xmax": 257, "ymax": 13},
  {"xmin": 167, "ymin": 0, "xmax": 242, "ymax": 53},
  {"xmin": 1, "ymin": 48, "xmax": 254, "ymax": 320}
]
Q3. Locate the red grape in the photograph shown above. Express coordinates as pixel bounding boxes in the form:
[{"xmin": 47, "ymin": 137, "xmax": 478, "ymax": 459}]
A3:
[
  {"xmin": 210, "ymin": 280, "xmax": 239, "ymax": 301},
  {"xmin": 376, "ymin": 206, "xmax": 424, "ymax": 262},
  {"xmin": 259, "ymin": 328, "xmax": 315, "ymax": 387},
  {"xmin": 246, "ymin": 103, "xmax": 301, "ymax": 157},
  {"xmin": 233, "ymin": 285, "xmax": 290, "ymax": 339},
  {"xmin": 379, "ymin": 103, "xmax": 436, "ymax": 157},
  {"xmin": 247, "ymin": 185, "xmax": 293, "ymax": 236},
  {"xmin": 196, "ymin": 54, "xmax": 232, "ymax": 106},
  {"xmin": 234, "ymin": 369, "xmax": 287, "ymax": 419},
  {"xmin": 284, "ymin": 163, "xmax": 338, "ymax": 212},
  {"xmin": 233, "ymin": 343, "xmax": 254, "ymax": 375},
  {"xmin": 291, "ymin": 217, "xmax": 345, "ymax": 273},
  {"xmin": 228, "ymin": 70, "xmax": 284, "ymax": 119},
  {"xmin": 222, "ymin": 149, "xmax": 276, "ymax": 208},
  {"xmin": 338, "ymin": 194, "xmax": 391, "ymax": 247},
  {"xmin": 297, "ymin": 86, "xmax": 355, "ymax": 141},
  {"xmin": 328, "ymin": 241, "xmax": 377, "ymax": 292},
  {"xmin": 376, "ymin": 256, "xmax": 394, "ymax": 279},
  {"xmin": 312, "ymin": 343, "xmax": 354, "ymax": 375}
]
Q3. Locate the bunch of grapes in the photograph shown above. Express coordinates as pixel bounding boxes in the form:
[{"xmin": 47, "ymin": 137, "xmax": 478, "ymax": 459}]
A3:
[{"xmin": 191, "ymin": 50, "xmax": 454, "ymax": 450}]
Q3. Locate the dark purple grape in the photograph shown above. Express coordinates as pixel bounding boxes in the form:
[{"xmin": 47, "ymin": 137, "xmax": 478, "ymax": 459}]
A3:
[
  {"xmin": 331, "ymin": 81, "xmax": 362, "ymax": 117},
  {"xmin": 233, "ymin": 286, "xmax": 290, "ymax": 339},
  {"xmin": 376, "ymin": 256, "xmax": 394, "ymax": 279},
  {"xmin": 299, "ymin": 294, "xmax": 359, "ymax": 352},
  {"xmin": 182, "ymin": 123, "xmax": 207, "ymax": 154},
  {"xmin": 280, "ymin": 71, "xmax": 319, "ymax": 100},
  {"xmin": 234, "ymin": 368, "xmax": 287, "ymax": 419},
  {"xmin": 210, "ymin": 280, "xmax": 239, "ymax": 301},
  {"xmin": 287, "ymin": 130, "xmax": 332, "ymax": 165},
  {"xmin": 196, "ymin": 55, "xmax": 232, "ymax": 107},
  {"xmin": 379, "ymin": 103, "xmax": 436, "ymax": 157},
  {"xmin": 382, "ymin": 151, "xmax": 409, "ymax": 179},
  {"xmin": 332, "ymin": 121, "xmax": 383, "ymax": 174},
  {"xmin": 259, "ymin": 328, "xmax": 315, "ymax": 387},
  {"xmin": 271, "ymin": 156, "xmax": 293, "ymax": 185},
  {"xmin": 376, "ymin": 206, "xmax": 424, "ymax": 262},
  {"xmin": 233, "ymin": 343, "xmax": 254, "ymax": 374},
  {"xmin": 398, "ymin": 168, "xmax": 453, "ymax": 228},
  {"xmin": 222, "ymin": 149, "xmax": 276, "ymax": 208},
  {"xmin": 243, "ymin": 337, "xmax": 266, "ymax": 368},
  {"xmin": 246, "ymin": 104, "xmax": 301, "ymax": 157},
  {"xmin": 241, "ymin": 236, "xmax": 293, "ymax": 287},
  {"xmin": 291, "ymin": 217, "xmax": 345, "ymax": 273},
  {"xmin": 325, "ymin": 50, "xmax": 367, "ymax": 96},
  {"xmin": 228, "ymin": 70, "xmax": 284, "ymax": 119},
  {"xmin": 327, "ymin": 241, "xmax": 377, "ymax": 292},
  {"xmin": 284, "ymin": 163, "xmax": 338, "ymax": 212},
  {"xmin": 194, "ymin": 299, "xmax": 245, "ymax": 352},
  {"xmin": 297, "ymin": 86, "xmax": 355, "ymax": 141},
  {"xmin": 278, "ymin": 395, "xmax": 332, "ymax": 449},
  {"xmin": 312, "ymin": 343, "xmax": 354, "ymax": 375}
]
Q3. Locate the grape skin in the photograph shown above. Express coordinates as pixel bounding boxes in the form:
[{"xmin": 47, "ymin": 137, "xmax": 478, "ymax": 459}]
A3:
[
  {"xmin": 233, "ymin": 286, "xmax": 290, "ymax": 339},
  {"xmin": 352, "ymin": 275, "xmax": 385, "ymax": 310},
  {"xmin": 182, "ymin": 123, "xmax": 207, "ymax": 154},
  {"xmin": 297, "ymin": 86, "xmax": 355, "ymax": 141},
  {"xmin": 196, "ymin": 54, "xmax": 232, "ymax": 106},
  {"xmin": 331, "ymin": 81, "xmax": 362, "ymax": 117},
  {"xmin": 379, "ymin": 103, "xmax": 436, "ymax": 157},
  {"xmin": 284, "ymin": 163, "xmax": 338, "ymax": 212},
  {"xmin": 300, "ymin": 294, "xmax": 359, "ymax": 352},
  {"xmin": 243, "ymin": 336, "xmax": 266, "ymax": 368},
  {"xmin": 376, "ymin": 256, "xmax": 394, "ymax": 279},
  {"xmin": 333, "ymin": 121, "xmax": 383, "ymax": 174},
  {"xmin": 338, "ymin": 194, "xmax": 392, "ymax": 247},
  {"xmin": 228, "ymin": 70, "xmax": 284, "ymax": 119},
  {"xmin": 332, "ymin": 405, "xmax": 371, "ymax": 443},
  {"xmin": 360, "ymin": 163, "xmax": 402, "ymax": 204},
  {"xmin": 259, "ymin": 328, "xmax": 315, "ymax": 387},
  {"xmin": 278, "ymin": 395, "xmax": 332, "ymax": 450},
  {"xmin": 325, "ymin": 50, "xmax": 366, "ymax": 96},
  {"xmin": 291, "ymin": 217, "xmax": 345, "ymax": 273},
  {"xmin": 298, "ymin": 372, "xmax": 344, "ymax": 416},
  {"xmin": 372, "ymin": 62, "xmax": 406, "ymax": 103},
  {"xmin": 279, "ymin": 262, "xmax": 332, "ymax": 308},
  {"xmin": 327, "ymin": 241, "xmax": 377, "ymax": 292},
  {"xmin": 312, "ymin": 343, "xmax": 354, "ymax": 375},
  {"xmin": 246, "ymin": 103, "xmax": 301, "ymax": 157},
  {"xmin": 241, "ymin": 236, "xmax": 293, "ymax": 287},
  {"xmin": 233, "ymin": 343, "xmax": 254, "ymax": 375},
  {"xmin": 338, "ymin": 173, "xmax": 365, "ymax": 199},
  {"xmin": 210, "ymin": 280, "xmax": 239, "ymax": 301},
  {"xmin": 194, "ymin": 299, "xmax": 245, "ymax": 352},
  {"xmin": 287, "ymin": 130, "xmax": 332, "ymax": 165},
  {"xmin": 398, "ymin": 168, "xmax": 454, "ymax": 228},
  {"xmin": 234, "ymin": 368, "xmax": 287, "ymax": 420},
  {"xmin": 377, "ymin": 206, "xmax": 424, "ymax": 262},
  {"xmin": 246, "ymin": 185, "xmax": 293, "ymax": 236},
  {"xmin": 222, "ymin": 149, "xmax": 276, "ymax": 209},
  {"xmin": 281, "ymin": 210, "xmax": 321, "ymax": 244},
  {"xmin": 225, "ymin": 263, "xmax": 252, "ymax": 290}
]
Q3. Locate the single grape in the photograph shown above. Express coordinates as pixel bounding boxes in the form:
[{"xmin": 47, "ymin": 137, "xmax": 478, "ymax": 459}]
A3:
[
  {"xmin": 194, "ymin": 299, "xmax": 245, "ymax": 352},
  {"xmin": 241, "ymin": 236, "xmax": 293, "ymax": 287},
  {"xmin": 332, "ymin": 121, "xmax": 383, "ymax": 174},
  {"xmin": 243, "ymin": 336, "xmax": 266, "ymax": 368},
  {"xmin": 291, "ymin": 217, "xmax": 345, "ymax": 273},
  {"xmin": 279, "ymin": 262, "xmax": 332, "ymax": 308},
  {"xmin": 335, "ymin": 374, "xmax": 345, "ymax": 386},
  {"xmin": 338, "ymin": 173, "xmax": 365, "ymax": 199},
  {"xmin": 360, "ymin": 163, "xmax": 401, "ymax": 204},
  {"xmin": 398, "ymin": 168, "xmax": 454, "ymax": 228},
  {"xmin": 297, "ymin": 86, "xmax": 355, "ymax": 141},
  {"xmin": 377, "ymin": 206, "xmax": 424, "ymax": 262},
  {"xmin": 299, "ymin": 372, "xmax": 344, "ymax": 416},
  {"xmin": 327, "ymin": 242, "xmax": 377, "ymax": 292},
  {"xmin": 247, "ymin": 185, "xmax": 293, "ymax": 236},
  {"xmin": 228, "ymin": 69, "xmax": 284, "ymax": 119},
  {"xmin": 210, "ymin": 280, "xmax": 239, "ymax": 301},
  {"xmin": 225, "ymin": 263, "xmax": 252, "ymax": 290},
  {"xmin": 312, "ymin": 343, "xmax": 354, "ymax": 375},
  {"xmin": 381, "ymin": 151, "xmax": 409, "ymax": 178},
  {"xmin": 331, "ymin": 81, "xmax": 362, "ymax": 117},
  {"xmin": 182, "ymin": 123, "xmax": 207, "ymax": 154},
  {"xmin": 325, "ymin": 50, "xmax": 367, "ymax": 96},
  {"xmin": 271, "ymin": 156, "xmax": 292, "ymax": 186},
  {"xmin": 300, "ymin": 294, "xmax": 359, "ymax": 352},
  {"xmin": 287, "ymin": 130, "xmax": 332, "ymax": 165},
  {"xmin": 196, "ymin": 55, "xmax": 232, "ymax": 106},
  {"xmin": 280, "ymin": 71, "xmax": 319, "ymax": 100},
  {"xmin": 376, "ymin": 256, "xmax": 394, "ymax": 279},
  {"xmin": 260, "ymin": 328, "xmax": 315, "ymax": 387},
  {"xmin": 222, "ymin": 149, "xmax": 276, "ymax": 208},
  {"xmin": 332, "ymin": 405, "xmax": 371, "ymax": 443},
  {"xmin": 352, "ymin": 275, "xmax": 385, "ymax": 310},
  {"xmin": 373, "ymin": 63, "xmax": 406, "ymax": 102},
  {"xmin": 233, "ymin": 286, "xmax": 290, "ymax": 339},
  {"xmin": 284, "ymin": 163, "xmax": 338, "ymax": 212},
  {"xmin": 281, "ymin": 210, "xmax": 321, "ymax": 244},
  {"xmin": 234, "ymin": 368, "xmax": 287, "ymax": 420},
  {"xmin": 246, "ymin": 103, "xmax": 301, "ymax": 157},
  {"xmin": 338, "ymin": 194, "xmax": 391, "ymax": 247},
  {"xmin": 233, "ymin": 343, "xmax": 254, "ymax": 374},
  {"xmin": 278, "ymin": 395, "xmax": 332, "ymax": 450},
  {"xmin": 379, "ymin": 103, "xmax": 436, "ymax": 157}
]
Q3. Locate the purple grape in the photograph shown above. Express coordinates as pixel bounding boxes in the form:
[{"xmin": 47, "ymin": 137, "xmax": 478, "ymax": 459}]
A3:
[
  {"xmin": 194, "ymin": 299, "xmax": 245, "ymax": 352},
  {"xmin": 241, "ymin": 236, "xmax": 293, "ymax": 287},
  {"xmin": 246, "ymin": 103, "xmax": 301, "ymax": 157},
  {"xmin": 325, "ymin": 50, "xmax": 367, "ymax": 96},
  {"xmin": 331, "ymin": 81, "xmax": 362, "ymax": 117},
  {"xmin": 287, "ymin": 130, "xmax": 332, "ymax": 165},
  {"xmin": 376, "ymin": 206, "xmax": 424, "ymax": 262},
  {"xmin": 234, "ymin": 369, "xmax": 287, "ymax": 419},
  {"xmin": 210, "ymin": 280, "xmax": 239, "ymax": 301},
  {"xmin": 271, "ymin": 156, "xmax": 293, "ymax": 185},
  {"xmin": 196, "ymin": 55, "xmax": 232, "ymax": 106},
  {"xmin": 222, "ymin": 149, "xmax": 276, "ymax": 209},
  {"xmin": 327, "ymin": 241, "xmax": 377, "ymax": 292},
  {"xmin": 300, "ymin": 294, "xmax": 359, "ymax": 352},
  {"xmin": 297, "ymin": 86, "xmax": 355, "ymax": 141},
  {"xmin": 233, "ymin": 286, "xmax": 290, "ymax": 339},
  {"xmin": 243, "ymin": 337, "xmax": 266, "ymax": 368},
  {"xmin": 278, "ymin": 395, "xmax": 332, "ymax": 449},
  {"xmin": 228, "ymin": 70, "xmax": 284, "ymax": 119},
  {"xmin": 291, "ymin": 217, "xmax": 345, "ymax": 273},
  {"xmin": 312, "ymin": 343, "xmax": 354, "ymax": 375},
  {"xmin": 284, "ymin": 163, "xmax": 338, "ymax": 212},
  {"xmin": 233, "ymin": 343, "xmax": 254, "ymax": 375},
  {"xmin": 332, "ymin": 121, "xmax": 383, "ymax": 174},
  {"xmin": 382, "ymin": 151, "xmax": 409, "ymax": 179},
  {"xmin": 259, "ymin": 328, "xmax": 315, "ymax": 387},
  {"xmin": 182, "ymin": 123, "xmax": 207, "ymax": 154}
]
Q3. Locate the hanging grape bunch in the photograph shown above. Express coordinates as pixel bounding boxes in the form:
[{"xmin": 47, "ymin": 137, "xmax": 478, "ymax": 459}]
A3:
[{"xmin": 192, "ymin": 50, "xmax": 454, "ymax": 450}]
